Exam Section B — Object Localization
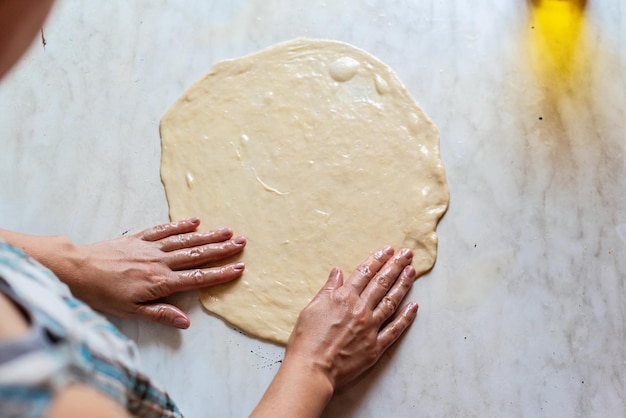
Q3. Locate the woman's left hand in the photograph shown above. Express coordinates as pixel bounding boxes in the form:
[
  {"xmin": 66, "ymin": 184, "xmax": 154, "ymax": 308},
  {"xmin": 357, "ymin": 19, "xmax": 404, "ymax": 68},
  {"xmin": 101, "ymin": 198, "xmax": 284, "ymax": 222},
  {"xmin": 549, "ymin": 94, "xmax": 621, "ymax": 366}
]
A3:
[
  {"xmin": 2, "ymin": 218, "xmax": 246, "ymax": 329},
  {"xmin": 70, "ymin": 218, "xmax": 246, "ymax": 328}
]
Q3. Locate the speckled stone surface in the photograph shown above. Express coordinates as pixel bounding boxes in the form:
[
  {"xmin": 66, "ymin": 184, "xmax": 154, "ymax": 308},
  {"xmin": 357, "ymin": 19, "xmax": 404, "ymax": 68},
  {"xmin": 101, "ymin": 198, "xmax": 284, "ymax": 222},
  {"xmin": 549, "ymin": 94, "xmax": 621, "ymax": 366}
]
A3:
[{"xmin": 1, "ymin": 1, "xmax": 624, "ymax": 416}]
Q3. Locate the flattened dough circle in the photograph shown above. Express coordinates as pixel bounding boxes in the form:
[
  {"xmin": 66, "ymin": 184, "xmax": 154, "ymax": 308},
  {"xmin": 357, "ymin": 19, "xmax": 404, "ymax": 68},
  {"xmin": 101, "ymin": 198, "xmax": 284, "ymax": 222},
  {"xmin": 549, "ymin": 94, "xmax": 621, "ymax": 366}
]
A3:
[{"xmin": 160, "ymin": 39, "xmax": 449, "ymax": 345}]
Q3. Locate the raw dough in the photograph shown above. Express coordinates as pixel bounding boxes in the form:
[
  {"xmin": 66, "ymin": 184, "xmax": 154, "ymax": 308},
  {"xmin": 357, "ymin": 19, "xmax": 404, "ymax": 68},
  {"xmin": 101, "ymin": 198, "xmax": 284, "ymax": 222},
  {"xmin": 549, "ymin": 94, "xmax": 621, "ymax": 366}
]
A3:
[{"xmin": 160, "ymin": 39, "xmax": 449, "ymax": 345}]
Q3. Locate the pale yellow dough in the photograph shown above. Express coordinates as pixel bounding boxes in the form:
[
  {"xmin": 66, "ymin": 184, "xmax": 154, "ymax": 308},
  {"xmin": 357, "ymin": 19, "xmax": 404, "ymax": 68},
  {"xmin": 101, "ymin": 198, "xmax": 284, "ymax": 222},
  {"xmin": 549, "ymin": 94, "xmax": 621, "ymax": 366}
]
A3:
[{"xmin": 160, "ymin": 39, "xmax": 449, "ymax": 345}]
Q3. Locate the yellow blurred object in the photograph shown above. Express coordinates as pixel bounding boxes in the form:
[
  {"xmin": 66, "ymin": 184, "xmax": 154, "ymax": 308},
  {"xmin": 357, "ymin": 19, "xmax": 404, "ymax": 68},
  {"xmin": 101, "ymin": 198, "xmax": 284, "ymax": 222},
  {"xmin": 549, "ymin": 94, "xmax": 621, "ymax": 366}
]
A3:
[{"xmin": 529, "ymin": 0, "xmax": 587, "ymax": 79}]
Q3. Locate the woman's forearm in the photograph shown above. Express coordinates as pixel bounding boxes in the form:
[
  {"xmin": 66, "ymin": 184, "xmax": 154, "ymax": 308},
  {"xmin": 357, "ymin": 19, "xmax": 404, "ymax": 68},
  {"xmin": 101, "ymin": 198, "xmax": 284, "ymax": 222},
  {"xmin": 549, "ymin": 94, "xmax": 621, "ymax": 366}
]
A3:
[
  {"xmin": 0, "ymin": 229, "xmax": 82, "ymax": 281},
  {"xmin": 250, "ymin": 357, "xmax": 334, "ymax": 418}
]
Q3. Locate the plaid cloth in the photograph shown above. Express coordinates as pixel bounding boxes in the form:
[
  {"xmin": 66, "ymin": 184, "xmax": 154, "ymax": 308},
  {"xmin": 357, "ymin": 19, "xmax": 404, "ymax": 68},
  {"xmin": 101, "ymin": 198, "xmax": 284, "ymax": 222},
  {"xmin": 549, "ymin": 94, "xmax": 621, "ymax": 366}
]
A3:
[{"xmin": 0, "ymin": 240, "xmax": 182, "ymax": 417}]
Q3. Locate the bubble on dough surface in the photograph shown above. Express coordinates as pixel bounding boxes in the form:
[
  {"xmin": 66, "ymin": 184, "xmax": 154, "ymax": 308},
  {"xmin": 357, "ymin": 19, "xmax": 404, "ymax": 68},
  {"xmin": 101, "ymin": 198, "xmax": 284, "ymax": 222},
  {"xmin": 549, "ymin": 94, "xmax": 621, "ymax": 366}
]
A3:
[{"xmin": 328, "ymin": 56, "xmax": 360, "ymax": 82}]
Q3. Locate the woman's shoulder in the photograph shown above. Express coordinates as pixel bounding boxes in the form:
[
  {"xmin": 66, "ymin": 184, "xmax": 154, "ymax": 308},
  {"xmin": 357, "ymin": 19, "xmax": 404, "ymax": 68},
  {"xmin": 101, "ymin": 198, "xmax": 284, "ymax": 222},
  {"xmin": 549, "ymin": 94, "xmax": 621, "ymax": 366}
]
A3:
[{"xmin": 0, "ymin": 290, "xmax": 30, "ymax": 342}]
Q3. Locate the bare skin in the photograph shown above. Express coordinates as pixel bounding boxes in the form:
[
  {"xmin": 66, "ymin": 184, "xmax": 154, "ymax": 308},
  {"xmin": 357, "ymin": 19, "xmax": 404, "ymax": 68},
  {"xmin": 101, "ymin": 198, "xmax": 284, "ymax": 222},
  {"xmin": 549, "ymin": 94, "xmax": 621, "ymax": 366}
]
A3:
[
  {"xmin": 0, "ymin": 1, "xmax": 422, "ymax": 417},
  {"xmin": 0, "ymin": 292, "xmax": 31, "ymax": 339},
  {"xmin": 0, "ymin": 218, "xmax": 246, "ymax": 329},
  {"xmin": 0, "ymin": 0, "xmax": 55, "ymax": 79},
  {"xmin": 251, "ymin": 247, "xmax": 418, "ymax": 418},
  {"xmin": 0, "ymin": 243, "xmax": 417, "ymax": 418}
]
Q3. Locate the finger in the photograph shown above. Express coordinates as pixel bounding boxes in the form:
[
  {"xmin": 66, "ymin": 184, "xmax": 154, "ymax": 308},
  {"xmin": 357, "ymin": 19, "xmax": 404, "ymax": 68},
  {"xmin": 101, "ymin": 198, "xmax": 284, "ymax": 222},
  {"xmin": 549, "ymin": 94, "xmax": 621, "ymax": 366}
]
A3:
[
  {"xmin": 168, "ymin": 263, "xmax": 245, "ymax": 293},
  {"xmin": 135, "ymin": 303, "xmax": 191, "ymax": 329},
  {"xmin": 303, "ymin": 269, "xmax": 342, "ymax": 315},
  {"xmin": 372, "ymin": 265, "xmax": 416, "ymax": 324},
  {"xmin": 361, "ymin": 248, "xmax": 413, "ymax": 309},
  {"xmin": 320, "ymin": 267, "xmax": 344, "ymax": 294},
  {"xmin": 165, "ymin": 236, "xmax": 246, "ymax": 270},
  {"xmin": 346, "ymin": 246, "xmax": 394, "ymax": 293},
  {"xmin": 376, "ymin": 302, "xmax": 418, "ymax": 352},
  {"xmin": 159, "ymin": 228, "xmax": 233, "ymax": 252},
  {"xmin": 138, "ymin": 218, "xmax": 201, "ymax": 242}
]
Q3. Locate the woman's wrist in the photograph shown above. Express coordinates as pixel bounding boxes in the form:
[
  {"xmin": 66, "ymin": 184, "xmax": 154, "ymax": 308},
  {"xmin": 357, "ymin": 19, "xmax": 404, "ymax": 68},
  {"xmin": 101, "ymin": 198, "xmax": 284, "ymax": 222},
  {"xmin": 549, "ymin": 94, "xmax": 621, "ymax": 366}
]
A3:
[
  {"xmin": 44, "ymin": 235, "xmax": 87, "ymax": 292},
  {"xmin": 282, "ymin": 353, "xmax": 335, "ymax": 401},
  {"xmin": 0, "ymin": 230, "xmax": 84, "ymax": 288},
  {"xmin": 251, "ymin": 354, "xmax": 334, "ymax": 418}
]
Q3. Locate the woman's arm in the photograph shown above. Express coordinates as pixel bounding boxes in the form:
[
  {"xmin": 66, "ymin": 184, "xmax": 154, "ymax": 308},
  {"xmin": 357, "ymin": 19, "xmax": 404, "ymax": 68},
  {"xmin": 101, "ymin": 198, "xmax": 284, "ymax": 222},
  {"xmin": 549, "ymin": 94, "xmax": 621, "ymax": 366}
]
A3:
[
  {"xmin": 0, "ymin": 218, "xmax": 246, "ymax": 328},
  {"xmin": 251, "ymin": 246, "xmax": 418, "ymax": 418},
  {"xmin": 0, "ymin": 291, "xmax": 131, "ymax": 418},
  {"xmin": 45, "ymin": 385, "xmax": 131, "ymax": 418}
]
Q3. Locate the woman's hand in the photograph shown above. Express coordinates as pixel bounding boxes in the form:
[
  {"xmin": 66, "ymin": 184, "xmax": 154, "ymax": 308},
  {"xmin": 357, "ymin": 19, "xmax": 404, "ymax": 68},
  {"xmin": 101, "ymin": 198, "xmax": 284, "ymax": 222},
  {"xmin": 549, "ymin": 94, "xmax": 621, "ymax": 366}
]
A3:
[
  {"xmin": 1, "ymin": 218, "xmax": 246, "ymax": 329},
  {"xmin": 251, "ymin": 246, "xmax": 418, "ymax": 418},
  {"xmin": 287, "ymin": 245, "xmax": 417, "ymax": 388}
]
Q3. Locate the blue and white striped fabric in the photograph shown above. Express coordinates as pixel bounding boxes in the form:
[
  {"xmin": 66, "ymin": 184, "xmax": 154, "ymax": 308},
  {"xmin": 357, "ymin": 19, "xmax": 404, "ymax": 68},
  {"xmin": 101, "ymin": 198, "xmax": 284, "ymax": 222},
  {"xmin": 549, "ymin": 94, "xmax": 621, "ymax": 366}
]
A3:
[{"xmin": 0, "ymin": 240, "xmax": 182, "ymax": 417}]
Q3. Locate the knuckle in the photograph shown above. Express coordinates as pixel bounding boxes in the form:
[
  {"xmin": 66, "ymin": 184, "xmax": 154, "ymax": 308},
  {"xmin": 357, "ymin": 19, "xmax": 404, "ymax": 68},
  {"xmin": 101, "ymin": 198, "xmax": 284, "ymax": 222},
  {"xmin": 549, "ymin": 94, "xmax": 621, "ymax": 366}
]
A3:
[
  {"xmin": 351, "ymin": 305, "xmax": 370, "ymax": 324},
  {"xmin": 357, "ymin": 265, "xmax": 372, "ymax": 277},
  {"xmin": 153, "ymin": 224, "xmax": 168, "ymax": 235},
  {"xmin": 392, "ymin": 256, "xmax": 405, "ymax": 266},
  {"xmin": 153, "ymin": 305, "xmax": 170, "ymax": 323},
  {"xmin": 400, "ymin": 276, "xmax": 413, "ymax": 293},
  {"xmin": 333, "ymin": 290, "xmax": 350, "ymax": 306},
  {"xmin": 353, "ymin": 315, "xmax": 369, "ymax": 330},
  {"xmin": 388, "ymin": 321, "xmax": 404, "ymax": 338},
  {"xmin": 187, "ymin": 247, "xmax": 204, "ymax": 258},
  {"xmin": 188, "ymin": 269, "xmax": 206, "ymax": 286},
  {"xmin": 373, "ymin": 249, "xmax": 385, "ymax": 261},
  {"xmin": 381, "ymin": 295, "xmax": 398, "ymax": 314},
  {"xmin": 176, "ymin": 234, "xmax": 191, "ymax": 247},
  {"xmin": 146, "ymin": 265, "xmax": 163, "ymax": 282},
  {"xmin": 388, "ymin": 317, "xmax": 409, "ymax": 340},
  {"xmin": 143, "ymin": 267, "xmax": 171, "ymax": 296},
  {"xmin": 375, "ymin": 274, "xmax": 394, "ymax": 290},
  {"xmin": 153, "ymin": 276, "xmax": 171, "ymax": 297}
]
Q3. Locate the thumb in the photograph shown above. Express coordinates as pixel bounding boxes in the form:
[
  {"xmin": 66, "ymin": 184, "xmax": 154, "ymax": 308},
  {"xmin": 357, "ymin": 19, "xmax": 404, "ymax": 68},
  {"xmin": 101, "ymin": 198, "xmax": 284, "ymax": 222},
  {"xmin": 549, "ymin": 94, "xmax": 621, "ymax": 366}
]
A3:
[
  {"xmin": 136, "ymin": 303, "xmax": 190, "ymax": 329},
  {"xmin": 320, "ymin": 267, "xmax": 343, "ymax": 293}
]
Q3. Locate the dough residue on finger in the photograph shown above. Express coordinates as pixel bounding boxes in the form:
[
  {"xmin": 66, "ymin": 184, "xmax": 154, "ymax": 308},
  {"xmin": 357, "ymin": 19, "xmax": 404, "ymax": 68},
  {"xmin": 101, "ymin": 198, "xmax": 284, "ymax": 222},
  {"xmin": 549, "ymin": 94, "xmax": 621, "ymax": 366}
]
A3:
[{"xmin": 159, "ymin": 38, "xmax": 449, "ymax": 345}]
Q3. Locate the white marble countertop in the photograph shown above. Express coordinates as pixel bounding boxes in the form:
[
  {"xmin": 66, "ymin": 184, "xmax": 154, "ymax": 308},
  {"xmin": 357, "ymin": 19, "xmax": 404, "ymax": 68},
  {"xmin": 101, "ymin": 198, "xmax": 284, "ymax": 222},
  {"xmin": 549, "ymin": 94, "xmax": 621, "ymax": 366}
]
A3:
[{"xmin": 1, "ymin": 0, "xmax": 624, "ymax": 416}]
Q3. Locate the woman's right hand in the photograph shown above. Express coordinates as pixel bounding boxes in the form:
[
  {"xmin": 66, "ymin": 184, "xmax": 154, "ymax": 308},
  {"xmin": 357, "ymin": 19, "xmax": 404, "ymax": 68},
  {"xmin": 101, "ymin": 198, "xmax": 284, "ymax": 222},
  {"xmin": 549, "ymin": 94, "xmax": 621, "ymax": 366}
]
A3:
[
  {"xmin": 286, "ymin": 245, "xmax": 418, "ymax": 389},
  {"xmin": 251, "ymin": 246, "xmax": 418, "ymax": 418}
]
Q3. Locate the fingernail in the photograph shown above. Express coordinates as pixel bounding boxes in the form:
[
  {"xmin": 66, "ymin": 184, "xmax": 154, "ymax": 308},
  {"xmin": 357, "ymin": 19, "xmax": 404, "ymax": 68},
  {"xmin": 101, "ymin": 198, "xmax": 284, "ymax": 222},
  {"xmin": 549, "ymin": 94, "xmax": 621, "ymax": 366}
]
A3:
[
  {"xmin": 383, "ymin": 246, "xmax": 394, "ymax": 255},
  {"xmin": 404, "ymin": 265, "xmax": 416, "ymax": 279},
  {"xmin": 401, "ymin": 248, "xmax": 413, "ymax": 259},
  {"xmin": 234, "ymin": 236, "xmax": 246, "ymax": 245},
  {"xmin": 409, "ymin": 302, "xmax": 419, "ymax": 315},
  {"xmin": 173, "ymin": 317, "xmax": 189, "ymax": 329},
  {"xmin": 188, "ymin": 217, "xmax": 200, "ymax": 223},
  {"xmin": 217, "ymin": 227, "xmax": 232, "ymax": 235},
  {"xmin": 233, "ymin": 262, "xmax": 245, "ymax": 271}
]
